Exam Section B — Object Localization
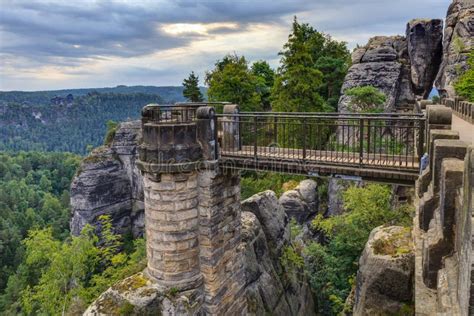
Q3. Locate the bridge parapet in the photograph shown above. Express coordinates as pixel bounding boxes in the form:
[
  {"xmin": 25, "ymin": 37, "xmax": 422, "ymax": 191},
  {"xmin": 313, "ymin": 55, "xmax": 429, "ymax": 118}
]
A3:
[
  {"xmin": 442, "ymin": 97, "xmax": 474, "ymax": 123},
  {"xmin": 414, "ymin": 104, "xmax": 473, "ymax": 314}
]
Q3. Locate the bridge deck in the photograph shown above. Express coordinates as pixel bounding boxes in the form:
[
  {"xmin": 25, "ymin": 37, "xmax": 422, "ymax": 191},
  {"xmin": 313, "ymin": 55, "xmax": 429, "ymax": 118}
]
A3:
[{"xmin": 220, "ymin": 145, "xmax": 419, "ymax": 185}]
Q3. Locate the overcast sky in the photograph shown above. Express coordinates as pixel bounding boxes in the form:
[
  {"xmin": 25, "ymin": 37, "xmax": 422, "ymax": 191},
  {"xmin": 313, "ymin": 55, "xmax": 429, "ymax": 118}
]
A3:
[{"xmin": 0, "ymin": 0, "xmax": 449, "ymax": 91}]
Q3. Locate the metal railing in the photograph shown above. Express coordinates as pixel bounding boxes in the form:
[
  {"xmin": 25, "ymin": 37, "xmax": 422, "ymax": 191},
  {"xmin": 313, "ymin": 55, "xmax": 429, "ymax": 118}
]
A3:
[
  {"xmin": 141, "ymin": 102, "xmax": 231, "ymax": 123},
  {"xmin": 217, "ymin": 112, "xmax": 425, "ymax": 171},
  {"xmin": 442, "ymin": 98, "xmax": 474, "ymax": 123}
]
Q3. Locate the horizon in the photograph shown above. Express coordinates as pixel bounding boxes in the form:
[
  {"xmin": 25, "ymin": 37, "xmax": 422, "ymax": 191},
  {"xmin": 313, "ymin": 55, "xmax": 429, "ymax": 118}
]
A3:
[{"xmin": 0, "ymin": 0, "xmax": 447, "ymax": 91}]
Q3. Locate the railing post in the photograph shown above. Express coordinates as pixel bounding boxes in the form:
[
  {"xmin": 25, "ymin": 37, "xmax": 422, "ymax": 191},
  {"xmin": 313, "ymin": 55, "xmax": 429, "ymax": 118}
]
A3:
[
  {"xmin": 254, "ymin": 116, "xmax": 258, "ymax": 162},
  {"xmin": 367, "ymin": 119, "xmax": 371, "ymax": 156},
  {"xmin": 273, "ymin": 116, "xmax": 278, "ymax": 145},
  {"xmin": 359, "ymin": 118, "xmax": 364, "ymax": 165},
  {"xmin": 223, "ymin": 104, "xmax": 240, "ymax": 153},
  {"xmin": 302, "ymin": 117, "xmax": 307, "ymax": 162},
  {"xmin": 418, "ymin": 118, "xmax": 425, "ymax": 158}
]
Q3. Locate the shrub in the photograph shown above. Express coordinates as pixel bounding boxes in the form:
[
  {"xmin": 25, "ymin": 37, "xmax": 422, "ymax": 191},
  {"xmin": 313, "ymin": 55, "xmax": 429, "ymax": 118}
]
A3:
[
  {"xmin": 454, "ymin": 50, "xmax": 474, "ymax": 102},
  {"xmin": 345, "ymin": 86, "xmax": 386, "ymax": 113},
  {"xmin": 306, "ymin": 184, "xmax": 413, "ymax": 315}
]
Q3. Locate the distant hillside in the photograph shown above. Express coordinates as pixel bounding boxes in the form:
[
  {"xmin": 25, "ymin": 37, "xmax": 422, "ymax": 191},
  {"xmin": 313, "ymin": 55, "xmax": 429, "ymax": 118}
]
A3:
[
  {"xmin": 0, "ymin": 92, "xmax": 164, "ymax": 154},
  {"xmin": 0, "ymin": 85, "xmax": 207, "ymax": 106},
  {"xmin": 0, "ymin": 86, "xmax": 208, "ymax": 154}
]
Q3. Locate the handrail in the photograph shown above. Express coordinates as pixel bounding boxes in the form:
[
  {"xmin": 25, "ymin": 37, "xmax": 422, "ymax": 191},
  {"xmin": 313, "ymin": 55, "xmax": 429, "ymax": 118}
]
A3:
[
  {"xmin": 217, "ymin": 113, "xmax": 426, "ymax": 121},
  {"xmin": 238, "ymin": 111, "xmax": 424, "ymax": 117}
]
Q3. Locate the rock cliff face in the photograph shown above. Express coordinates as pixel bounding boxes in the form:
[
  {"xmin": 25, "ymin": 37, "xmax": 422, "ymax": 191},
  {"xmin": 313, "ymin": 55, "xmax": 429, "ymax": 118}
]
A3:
[
  {"xmin": 70, "ymin": 121, "xmax": 144, "ymax": 237},
  {"xmin": 351, "ymin": 226, "xmax": 414, "ymax": 315},
  {"xmin": 338, "ymin": 18, "xmax": 443, "ymax": 113},
  {"xmin": 407, "ymin": 19, "xmax": 444, "ymax": 98},
  {"xmin": 242, "ymin": 192, "xmax": 315, "ymax": 315},
  {"xmin": 436, "ymin": 0, "xmax": 474, "ymax": 98},
  {"xmin": 84, "ymin": 189, "xmax": 316, "ymax": 315},
  {"xmin": 339, "ymin": 35, "xmax": 411, "ymax": 112}
]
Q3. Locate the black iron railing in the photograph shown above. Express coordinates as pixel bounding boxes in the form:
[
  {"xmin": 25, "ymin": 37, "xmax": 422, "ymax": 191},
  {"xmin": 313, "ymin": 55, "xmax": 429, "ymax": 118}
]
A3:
[
  {"xmin": 217, "ymin": 112, "xmax": 425, "ymax": 170},
  {"xmin": 141, "ymin": 102, "xmax": 231, "ymax": 123}
]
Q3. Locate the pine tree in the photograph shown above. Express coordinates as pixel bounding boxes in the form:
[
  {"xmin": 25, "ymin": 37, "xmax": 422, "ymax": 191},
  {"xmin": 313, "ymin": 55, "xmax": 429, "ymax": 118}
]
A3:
[
  {"xmin": 271, "ymin": 17, "xmax": 350, "ymax": 112},
  {"xmin": 182, "ymin": 71, "xmax": 203, "ymax": 102}
]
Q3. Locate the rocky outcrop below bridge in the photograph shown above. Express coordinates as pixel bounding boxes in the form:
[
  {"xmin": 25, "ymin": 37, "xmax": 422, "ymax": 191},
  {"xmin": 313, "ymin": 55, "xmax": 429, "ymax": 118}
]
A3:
[
  {"xmin": 83, "ymin": 188, "xmax": 317, "ymax": 315},
  {"xmin": 350, "ymin": 225, "xmax": 415, "ymax": 315}
]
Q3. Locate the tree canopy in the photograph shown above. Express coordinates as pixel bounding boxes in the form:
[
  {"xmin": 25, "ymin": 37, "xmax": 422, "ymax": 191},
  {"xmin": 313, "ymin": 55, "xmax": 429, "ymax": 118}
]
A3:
[
  {"xmin": 182, "ymin": 71, "xmax": 204, "ymax": 102},
  {"xmin": 454, "ymin": 50, "xmax": 474, "ymax": 102},
  {"xmin": 272, "ymin": 17, "xmax": 350, "ymax": 112},
  {"xmin": 344, "ymin": 86, "xmax": 386, "ymax": 113},
  {"xmin": 206, "ymin": 54, "xmax": 263, "ymax": 112}
]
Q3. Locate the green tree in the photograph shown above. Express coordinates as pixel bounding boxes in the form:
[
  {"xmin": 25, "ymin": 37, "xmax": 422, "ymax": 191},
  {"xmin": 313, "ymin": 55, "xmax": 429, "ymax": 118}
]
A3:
[
  {"xmin": 206, "ymin": 54, "xmax": 262, "ymax": 112},
  {"xmin": 305, "ymin": 184, "xmax": 413, "ymax": 315},
  {"xmin": 272, "ymin": 17, "xmax": 350, "ymax": 112},
  {"xmin": 182, "ymin": 71, "xmax": 204, "ymax": 102},
  {"xmin": 104, "ymin": 120, "xmax": 118, "ymax": 146},
  {"xmin": 344, "ymin": 85, "xmax": 386, "ymax": 113},
  {"xmin": 454, "ymin": 50, "xmax": 474, "ymax": 102},
  {"xmin": 251, "ymin": 60, "xmax": 275, "ymax": 110}
]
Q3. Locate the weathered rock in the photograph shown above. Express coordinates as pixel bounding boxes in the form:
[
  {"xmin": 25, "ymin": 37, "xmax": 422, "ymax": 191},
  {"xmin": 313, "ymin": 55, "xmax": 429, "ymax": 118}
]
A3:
[
  {"xmin": 70, "ymin": 120, "xmax": 144, "ymax": 237},
  {"xmin": 279, "ymin": 179, "xmax": 318, "ymax": 224},
  {"xmin": 406, "ymin": 19, "xmax": 443, "ymax": 98},
  {"xmin": 352, "ymin": 226, "xmax": 414, "ymax": 315},
  {"xmin": 242, "ymin": 190, "xmax": 290, "ymax": 257},
  {"xmin": 241, "ymin": 210, "xmax": 315, "ymax": 316},
  {"xmin": 435, "ymin": 0, "xmax": 474, "ymax": 98},
  {"xmin": 339, "ymin": 36, "xmax": 412, "ymax": 113},
  {"xmin": 83, "ymin": 272, "xmax": 202, "ymax": 316}
]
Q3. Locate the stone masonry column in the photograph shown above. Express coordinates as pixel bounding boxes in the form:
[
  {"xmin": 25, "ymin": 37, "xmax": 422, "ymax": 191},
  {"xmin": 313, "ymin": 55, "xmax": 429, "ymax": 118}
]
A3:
[
  {"xmin": 137, "ymin": 104, "xmax": 246, "ymax": 315},
  {"xmin": 137, "ymin": 104, "xmax": 203, "ymax": 292}
]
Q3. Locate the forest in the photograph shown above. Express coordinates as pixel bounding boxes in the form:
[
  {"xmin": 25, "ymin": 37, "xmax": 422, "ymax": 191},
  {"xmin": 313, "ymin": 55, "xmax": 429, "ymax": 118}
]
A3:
[{"xmin": 0, "ymin": 93, "xmax": 164, "ymax": 154}]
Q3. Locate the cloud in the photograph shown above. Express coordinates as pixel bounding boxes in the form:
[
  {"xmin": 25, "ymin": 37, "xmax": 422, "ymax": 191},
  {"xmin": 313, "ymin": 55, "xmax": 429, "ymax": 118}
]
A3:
[{"xmin": 0, "ymin": 0, "xmax": 448, "ymax": 91}]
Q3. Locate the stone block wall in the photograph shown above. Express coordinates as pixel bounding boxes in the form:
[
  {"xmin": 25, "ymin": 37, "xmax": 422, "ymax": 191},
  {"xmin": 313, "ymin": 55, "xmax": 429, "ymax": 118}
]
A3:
[
  {"xmin": 136, "ymin": 104, "xmax": 246, "ymax": 315},
  {"xmin": 414, "ymin": 105, "xmax": 473, "ymax": 315}
]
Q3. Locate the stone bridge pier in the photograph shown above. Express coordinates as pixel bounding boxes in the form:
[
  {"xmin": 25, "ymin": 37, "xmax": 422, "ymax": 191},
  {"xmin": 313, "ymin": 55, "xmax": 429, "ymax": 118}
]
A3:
[{"xmin": 136, "ymin": 104, "xmax": 246, "ymax": 315}]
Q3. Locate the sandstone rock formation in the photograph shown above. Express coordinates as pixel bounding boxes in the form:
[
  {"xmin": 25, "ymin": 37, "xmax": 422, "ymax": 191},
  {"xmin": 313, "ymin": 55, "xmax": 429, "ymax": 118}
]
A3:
[
  {"xmin": 436, "ymin": 0, "xmax": 474, "ymax": 98},
  {"xmin": 407, "ymin": 19, "xmax": 443, "ymax": 98},
  {"xmin": 83, "ymin": 272, "xmax": 202, "ymax": 316},
  {"xmin": 70, "ymin": 121, "xmax": 144, "ymax": 237},
  {"xmin": 339, "ymin": 35, "xmax": 411, "ymax": 113},
  {"xmin": 241, "ymin": 208, "xmax": 315, "ymax": 315},
  {"xmin": 339, "ymin": 17, "xmax": 444, "ymax": 114},
  {"xmin": 351, "ymin": 226, "xmax": 414, "ymax": 315},
  {"xmin": 279, "ymin": 179, "xmax": 318, "ymax": 224},
  {"xmin": 85, "ymin": 189, "xmax": 316, "ymax": 316}
]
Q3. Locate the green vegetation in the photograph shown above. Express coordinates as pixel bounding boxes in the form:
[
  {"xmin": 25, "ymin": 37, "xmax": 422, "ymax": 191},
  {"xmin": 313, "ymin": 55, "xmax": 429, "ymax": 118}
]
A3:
[
  {"xmin": 305, "ymin": 184, "xmax": 413, "ymax": 315},
  {"xmin": 1, "ymin": 216, "xmax": 146, "ymax": 315},
  {"xmin": 344, "ymin": 85, "xmax": 386, "ymax": 113},
  {"xmin": 182, "ymin": 71, "xmax": 204, "ymax": 102},
  {"xmin": 240, "ymin": 172, "xmax": 305, "ymax": 200},
  {"xmin": 0, "ymin": 92, "xmax": 164, "ymax": 154},
  {"xmin": 0, "ymin": 85, "xmax": 190, "ymax": 107},
  {"xmin": 251, "ymin": 60, "xmax": 275, "ymax": 110},
  {"xmin": 104, "ymin": 120, "xmax": 119, "ymax": 146},
  {"xmin": 0, "ymin": 151, "xmax": 81, "ymax": 295},
  {"xmin": 272, "ymin": 17, "xmax": 350, "ymax": 112},
  {"xmin": 206, "ymin": 54, "xmax": 273, "ymax": 112},
  {"xmin": 454, "ymin": 50, "xmax": 474, "ymax": 102}
]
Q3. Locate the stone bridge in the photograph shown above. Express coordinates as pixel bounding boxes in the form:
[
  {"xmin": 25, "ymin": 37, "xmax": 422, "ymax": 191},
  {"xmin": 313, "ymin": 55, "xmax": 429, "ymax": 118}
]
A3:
[{"xmin": 132, "ymin": 101, "xmax": 473, "ymax": 315}]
